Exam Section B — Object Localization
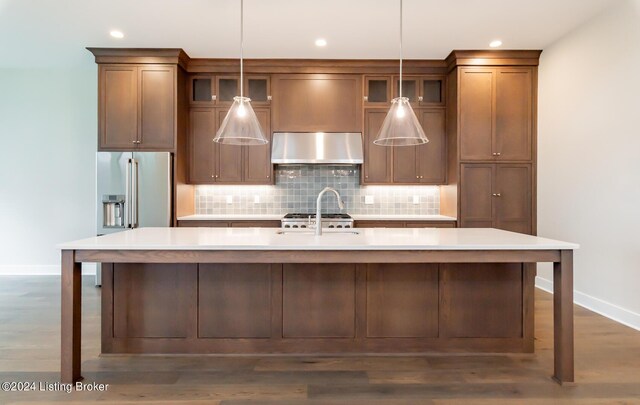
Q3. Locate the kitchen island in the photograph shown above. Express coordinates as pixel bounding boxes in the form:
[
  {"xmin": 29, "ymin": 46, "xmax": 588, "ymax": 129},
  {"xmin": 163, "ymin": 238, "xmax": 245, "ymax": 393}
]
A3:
[{"xmin": 59, "ymin": 227, "xmax": 578, "ymax": 385}]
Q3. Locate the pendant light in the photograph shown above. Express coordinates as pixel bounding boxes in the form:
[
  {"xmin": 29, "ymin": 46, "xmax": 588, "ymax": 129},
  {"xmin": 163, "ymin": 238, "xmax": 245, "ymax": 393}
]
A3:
[
  {"xmin": 373, "ymin": 0, "xmax": 429, "ymax": 146},
  {"xmin": 213, "ymin": 0, "xmax": 268, "ymax": 145}
]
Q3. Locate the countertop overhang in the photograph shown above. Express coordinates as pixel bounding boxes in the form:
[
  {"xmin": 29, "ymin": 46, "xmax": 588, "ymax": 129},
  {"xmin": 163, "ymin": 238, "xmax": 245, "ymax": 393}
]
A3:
[{"xmin": 59, "ymin": 227, "xmax": 578, "ymax": 251}]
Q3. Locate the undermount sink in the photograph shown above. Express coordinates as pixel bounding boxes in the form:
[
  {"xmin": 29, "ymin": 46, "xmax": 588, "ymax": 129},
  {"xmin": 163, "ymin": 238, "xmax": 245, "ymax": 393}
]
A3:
[{"xmin": 276, "ymin": 230, "xmax": 360, "ymax": 235}]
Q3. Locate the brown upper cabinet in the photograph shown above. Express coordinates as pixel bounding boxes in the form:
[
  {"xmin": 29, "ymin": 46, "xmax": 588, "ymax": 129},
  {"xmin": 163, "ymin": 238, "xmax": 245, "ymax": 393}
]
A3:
[
  {"xmin": 272, "ymin": 74, "xmax": 362, "ymax": 132},
  {"xmin": 459, "ymin": 163, "xmax": 532, "ymax": 234},
  {"xmin": 189, "ymin": 75, "xmax": 271, "ymax": 106},
  {"xmin": 364, "ymin": 108, "xmax": 446, "ymax": 185},
  {"xmin": 189, "ymin": 107, "xmax": 272, "ymax": 185},
  {"xmin": 99, "ymin": 64, "xmax": 176, "ymax": 151},
  {"xmin": 459, "ymin": 67, "xmax": 533, "ymax": 161}
]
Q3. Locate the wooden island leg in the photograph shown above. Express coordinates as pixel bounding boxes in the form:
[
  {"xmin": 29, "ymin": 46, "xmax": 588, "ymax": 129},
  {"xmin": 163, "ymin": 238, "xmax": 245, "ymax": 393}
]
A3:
[
  {"xmin": 61, "ymin": 250, "xmax": 82, "ymax": 383},
  {"xmin": 553, "ymin": 250, "xmax": 574, "ymax": 384}
]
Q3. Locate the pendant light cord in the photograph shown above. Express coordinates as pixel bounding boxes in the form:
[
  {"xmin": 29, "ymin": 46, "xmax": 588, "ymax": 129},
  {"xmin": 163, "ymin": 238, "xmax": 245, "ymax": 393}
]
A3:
[
  {"xmin": 399, "ymin": 0, "xmax": 402, "ymax": 99},
  {"xmin": 240, "ymin": 0, "xmax": 244, "ymax": 98}
]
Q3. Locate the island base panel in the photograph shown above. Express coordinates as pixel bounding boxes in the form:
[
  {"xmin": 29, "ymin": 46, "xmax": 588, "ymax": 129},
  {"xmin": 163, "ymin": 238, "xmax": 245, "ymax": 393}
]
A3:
[{"xmin": 101, "ymin": 262, "xmax": 533, "ymax": 354}]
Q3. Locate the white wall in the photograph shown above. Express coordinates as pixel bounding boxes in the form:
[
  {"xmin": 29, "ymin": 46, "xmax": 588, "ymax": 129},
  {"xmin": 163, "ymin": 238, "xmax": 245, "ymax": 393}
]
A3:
[
  {"xmin": 538, "ymin": 0, "xmax": 640, "ymax": 329},
  {"xmin": 0, "ymin": 67, "xmax": 97, "ymax": 274}
]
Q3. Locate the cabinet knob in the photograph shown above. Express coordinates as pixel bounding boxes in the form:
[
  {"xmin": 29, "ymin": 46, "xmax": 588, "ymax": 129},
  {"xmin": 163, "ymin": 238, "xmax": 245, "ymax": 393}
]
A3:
[
  {"xmin": 416, "ymin": 175, "xmax": 419, "ymax": 179},
  {"xmin": 365, "ymin": 175, "xmax": 369, "ymax": 179},
  {"xmin": 418, "ymin": 96, "xmax": 424, "ymax": 102},
  {"xmin": 492, "ymin": 193, "xmax": 502, "ymax": 197},
  {"xmin": 211, "ymin": 95, "xmax": 217, "ymax": 101},
  {"xmin": 420, "ymin": 176, "xmax": 423, "ymax": 179},
  {"xmin": 267, "ymin": 95, "xmax": 272, "ymax": 101},
  {"xmin": 267, "ymin": 175, "xmax": 270, "ymax": 178},
  {"xmin": 496, "ymin": 193, "xmax": 501, "ymax": 197},
  {"xmin": 364, "ymin": 96, "xmax": 369, "ymax": 102},
  {"xmin": 493, "ymin": 152, "xmax": 501, "ymax": 156}
]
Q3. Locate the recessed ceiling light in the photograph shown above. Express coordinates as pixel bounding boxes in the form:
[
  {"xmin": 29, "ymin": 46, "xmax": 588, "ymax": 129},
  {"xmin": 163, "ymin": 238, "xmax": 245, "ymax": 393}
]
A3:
[
  {"xmin": 315, "ymin": 38, "xmax": 327, "ymax": 47},
  {"xmin": 110, "ymin": 30, "xmax": 124, "ymax": 39},
  {"xmin": 489, "ymin": 40, "xmax": 502, "ymax": 48}
]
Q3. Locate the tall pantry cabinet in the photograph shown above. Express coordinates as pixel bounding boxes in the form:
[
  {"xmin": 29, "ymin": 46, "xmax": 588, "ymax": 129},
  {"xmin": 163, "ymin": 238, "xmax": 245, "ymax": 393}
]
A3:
[{"xmin": 446, "ymin": 52, "xmax": 539, "ymax": 235}]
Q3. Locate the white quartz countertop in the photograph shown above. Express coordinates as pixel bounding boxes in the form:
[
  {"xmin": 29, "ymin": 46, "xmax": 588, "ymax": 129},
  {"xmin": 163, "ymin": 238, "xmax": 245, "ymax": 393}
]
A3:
[
  {"xmin": 177, "ymin": 214, "xmax": 284, "ymax": 221},
  {"xmin": 177, "ymin": 214, "xmax": 456, "ymax": 221},
  {"xmin": 60, "ymin": 227, "xmax": 578, "ymax": 251},
  {"xmin": 350, "ymin": 214, "xmax": 456, "ymax": 221}
]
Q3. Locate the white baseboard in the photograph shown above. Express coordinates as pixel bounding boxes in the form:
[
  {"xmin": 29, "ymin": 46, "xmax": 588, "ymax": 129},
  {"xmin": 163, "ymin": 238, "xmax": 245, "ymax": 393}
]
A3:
[
  {"xmin": 536, "ymin": 276, "xmax": 640, "ymax": 331},
  {"xmin": 0, "ymin": 263, "xmax": 97, "ymax": 276}
]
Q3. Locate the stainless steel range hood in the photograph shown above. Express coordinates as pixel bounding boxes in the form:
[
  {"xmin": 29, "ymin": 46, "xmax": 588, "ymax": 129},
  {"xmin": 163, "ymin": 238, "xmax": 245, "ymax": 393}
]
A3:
[{"xmin": 271, "ymin": 132, "xmax": 363, "ymax": 165}]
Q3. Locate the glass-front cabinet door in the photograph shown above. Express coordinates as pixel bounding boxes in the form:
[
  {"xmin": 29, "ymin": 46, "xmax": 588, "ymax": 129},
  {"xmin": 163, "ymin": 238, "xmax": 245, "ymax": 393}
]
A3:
[
  {"xmin": 189, "ymin": 75, "xmax": 216, "ymax": 105},
  {"xmin": 393, "ymin": 76, "xmax": 419, "ymax": 105},
  {"xmin": 420, "ymin": 76, "xmax": 445, "ymax": 106},
  {"xmin": 245, "ymin": 76, "xmax": 271, "ymax": 105},
  {"xmin": 364, "ymin": 76, "xmax": 391, "ymax": 106},
  {"xmin": 216, "ymin": 76, "xmax": 240, "ymax": 104}
]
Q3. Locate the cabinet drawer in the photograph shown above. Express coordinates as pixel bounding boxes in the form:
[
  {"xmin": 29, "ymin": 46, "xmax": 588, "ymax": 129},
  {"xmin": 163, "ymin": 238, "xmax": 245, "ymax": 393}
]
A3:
[{"xmin": 405, "ymin": 221, "xmax": 456, "ymax": 228}]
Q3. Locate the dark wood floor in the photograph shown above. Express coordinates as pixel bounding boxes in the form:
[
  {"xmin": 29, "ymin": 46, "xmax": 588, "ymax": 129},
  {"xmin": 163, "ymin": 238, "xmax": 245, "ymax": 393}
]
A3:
[{"xmin": 0, "ymin": 276, "xmax": 639, "ymax": 404}]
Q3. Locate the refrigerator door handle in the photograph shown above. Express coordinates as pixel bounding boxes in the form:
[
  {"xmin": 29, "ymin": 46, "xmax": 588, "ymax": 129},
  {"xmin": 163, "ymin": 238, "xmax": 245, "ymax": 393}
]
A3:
[
  {"xmin": 132, "ymin": 158, "xmax": 139, "ymax": 228},
  {"xmin": 125, "ymin": 158, "xmax": 131, "ymax": 228}
]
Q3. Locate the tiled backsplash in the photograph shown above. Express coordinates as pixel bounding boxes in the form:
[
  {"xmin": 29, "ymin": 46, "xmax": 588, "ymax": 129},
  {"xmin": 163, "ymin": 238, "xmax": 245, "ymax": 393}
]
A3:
[{"xmin": 195, "ymin": 165, "xmax": 440, "ymax": 215}]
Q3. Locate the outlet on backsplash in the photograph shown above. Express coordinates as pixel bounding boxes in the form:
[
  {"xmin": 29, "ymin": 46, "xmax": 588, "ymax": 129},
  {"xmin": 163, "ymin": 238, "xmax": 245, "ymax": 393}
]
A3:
[{"xmin": 195, "ymin": 166, "xmax": 440, "ymax": 215}]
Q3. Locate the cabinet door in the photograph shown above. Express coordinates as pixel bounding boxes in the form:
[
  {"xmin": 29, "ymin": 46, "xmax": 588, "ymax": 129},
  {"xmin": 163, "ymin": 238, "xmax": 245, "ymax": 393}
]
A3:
[
  {"xmin": 113, "ymin": 263, "xmax": 197, "ymax": 338},
  {"xmin": 138, "ymin": 66, "xmax": 175, "ymax": 150},
  {"xmin": 495, "ymin": 68, "xmax": 532, "ymax": 161},
  {"xmin": 363, "ymin": 109, "xmax": 392, "ymax": 183},
  {"xmin": 494, "ymin": 164, "xmax": 532, "ymax": 234},
  {"xmin": 420, "ymin": 77, "xmax": 445, "ymax": 106},
  {"xmin": 190, "ymin": 75, "xmax": 216, "ymax": 105},
  {"xmin": 244, "ymin": 108, "xmax": 273, "ymax": 184},
  {"xmin": 99, "ymin": 65, "xmax": 138, "ymax": 150},
  {"xmin": 392, "ymin": 145, "xmax": 417, "ymax": 183},
  {"xmin": 393, "ymin": 76, "xmax": 419, "ymax": 105},
  {"xmin": 417, "ymin": 109, "xmax": 446, "ymax": 184},
  {"xmin": 459, "ymin": 68, "xmax": 494, "ymax": 161},
  {"xmin": 364, "ymin": 76, "xmax": 392, "ymax": 105},
  {"xmin": 189, "ymin": 109, "xmax": 216, "ymax": 184},
  {"xmin": 245, "ymin": 76, "xmax": 271, "ymax": 105},
  {"xmin": 272, "ymin": 74, "xmax": 362, "ymax": 132},
  {"xmin": 460, "ymin": 164, "xmax": 494, "ymax": 228},
  {"xmin": 217, "ymin": 76, "xmax": 240, "ymax": 104},
  {"xmin": 215, "ymin": 109, "xmax": 243, "ymax": 183},
  {"xmin": 440, "ymin": 263, "xmax": 523, "ymax": 338}
]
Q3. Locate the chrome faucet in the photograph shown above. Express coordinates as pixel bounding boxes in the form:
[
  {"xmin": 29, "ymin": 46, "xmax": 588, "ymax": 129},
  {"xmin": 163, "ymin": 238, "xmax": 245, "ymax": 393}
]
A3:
[{"xmin": 315, "ymin": 187, "xmax": 345, "ymax": 236}]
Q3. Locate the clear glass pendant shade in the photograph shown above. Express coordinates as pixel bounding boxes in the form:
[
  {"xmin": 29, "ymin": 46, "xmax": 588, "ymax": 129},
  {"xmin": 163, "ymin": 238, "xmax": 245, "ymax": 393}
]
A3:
[
  {"xmin": 213, "ymin": 96, "xmax": 268, "ymax": 145},
  {"xmin": 373, "ymin": 97, "xmax": 429, "ymax": 146}
]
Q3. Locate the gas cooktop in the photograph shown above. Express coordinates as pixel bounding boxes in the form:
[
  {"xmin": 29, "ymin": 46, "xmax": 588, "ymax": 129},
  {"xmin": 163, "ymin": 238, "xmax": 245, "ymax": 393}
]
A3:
[
  {"xmin": 281, "ymin": 213, "xmax": 354, "ymax": 229},
  {"xmin": 283, "ymin": 213, "xmax": 351, "ymax": 219}
]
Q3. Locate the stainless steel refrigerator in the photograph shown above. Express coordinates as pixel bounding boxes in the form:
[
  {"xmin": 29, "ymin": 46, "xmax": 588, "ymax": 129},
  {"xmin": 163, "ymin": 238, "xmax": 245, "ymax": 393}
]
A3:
[{"xmin": 95, "ymin": 152, "xmax": 172, "ymax": 285}]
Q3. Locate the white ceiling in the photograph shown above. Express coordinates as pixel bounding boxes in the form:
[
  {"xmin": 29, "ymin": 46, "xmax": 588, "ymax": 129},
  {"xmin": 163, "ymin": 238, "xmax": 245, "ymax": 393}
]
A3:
[{"xmin": 0, "ymin": 0, "xmax": 617, "ymax": 68}]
